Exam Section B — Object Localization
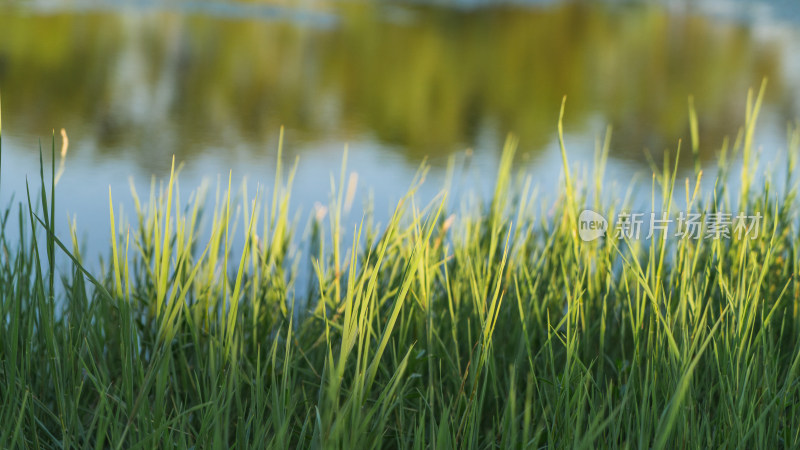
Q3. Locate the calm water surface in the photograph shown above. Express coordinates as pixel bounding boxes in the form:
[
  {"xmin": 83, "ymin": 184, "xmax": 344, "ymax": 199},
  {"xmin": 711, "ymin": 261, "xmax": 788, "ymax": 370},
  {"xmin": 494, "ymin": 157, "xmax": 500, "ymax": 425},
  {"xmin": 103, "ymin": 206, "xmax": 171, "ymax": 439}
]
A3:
[{"xmin": 1, "ymin": 0, "xmax": 799, "ymax": 258}]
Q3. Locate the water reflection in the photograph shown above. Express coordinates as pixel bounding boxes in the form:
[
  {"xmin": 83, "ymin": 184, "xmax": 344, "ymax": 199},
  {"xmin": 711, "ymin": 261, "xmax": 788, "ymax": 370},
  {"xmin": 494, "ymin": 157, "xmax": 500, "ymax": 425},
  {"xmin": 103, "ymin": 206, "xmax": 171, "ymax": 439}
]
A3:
[{"xmin": 0, "ymin": 1, "xmax": 795, "ymax": 174}]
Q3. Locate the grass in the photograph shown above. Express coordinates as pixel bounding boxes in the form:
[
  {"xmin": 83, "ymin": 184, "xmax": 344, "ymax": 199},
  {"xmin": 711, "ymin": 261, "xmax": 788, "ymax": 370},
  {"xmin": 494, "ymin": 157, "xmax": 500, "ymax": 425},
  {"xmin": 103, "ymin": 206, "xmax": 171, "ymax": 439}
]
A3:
[{"xmin": 2, "ymin": 85, "xmax": 800, "ymax": 448}]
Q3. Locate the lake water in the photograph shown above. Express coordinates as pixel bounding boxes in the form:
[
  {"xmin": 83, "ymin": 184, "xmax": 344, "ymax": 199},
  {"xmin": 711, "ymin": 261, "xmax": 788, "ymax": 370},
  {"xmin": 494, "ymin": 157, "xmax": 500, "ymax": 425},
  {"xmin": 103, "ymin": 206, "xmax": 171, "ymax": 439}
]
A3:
[{"xmin": 1, "ymin": 0, "xmax": 800, "ymax": 260}]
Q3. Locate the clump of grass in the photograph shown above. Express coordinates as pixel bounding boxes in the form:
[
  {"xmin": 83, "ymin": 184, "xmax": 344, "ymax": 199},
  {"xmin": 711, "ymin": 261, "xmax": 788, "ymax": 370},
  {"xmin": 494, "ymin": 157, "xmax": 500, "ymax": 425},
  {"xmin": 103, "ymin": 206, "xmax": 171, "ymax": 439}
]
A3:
[{"xmin": 2, "ymin": 86, "xmax": 800, "ymax": 448}]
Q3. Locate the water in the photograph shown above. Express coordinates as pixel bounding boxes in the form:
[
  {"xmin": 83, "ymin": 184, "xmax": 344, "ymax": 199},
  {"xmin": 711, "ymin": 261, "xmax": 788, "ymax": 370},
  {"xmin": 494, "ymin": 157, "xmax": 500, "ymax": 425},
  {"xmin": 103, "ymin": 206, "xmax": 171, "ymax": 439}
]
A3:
[{"xmin": 1, "ymin": 0, "xmax": 799, "ymax": 263}]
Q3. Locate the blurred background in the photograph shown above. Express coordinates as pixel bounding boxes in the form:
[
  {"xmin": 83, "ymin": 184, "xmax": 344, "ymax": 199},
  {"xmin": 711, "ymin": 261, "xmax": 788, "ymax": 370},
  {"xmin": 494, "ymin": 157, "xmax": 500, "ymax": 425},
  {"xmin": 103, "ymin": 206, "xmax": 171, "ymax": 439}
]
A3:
[{"xmin": 1, "ymin": 0, "xmax": 799, "ymax": 252}]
